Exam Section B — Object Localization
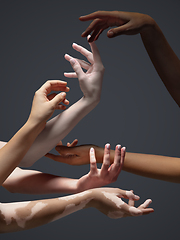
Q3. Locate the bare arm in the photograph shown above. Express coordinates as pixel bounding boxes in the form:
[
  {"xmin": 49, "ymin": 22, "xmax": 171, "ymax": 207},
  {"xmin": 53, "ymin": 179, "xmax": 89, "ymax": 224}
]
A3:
[
  {"xmin": 140, "ymin": 21, "xmax": 180, "ymax": 107},
  {"xmin": 3, "ymin": 144, "xmax": 125, "ymax": 194},
  {"xmin": 0, "ymin": 187, "xmax": 153, "ymax": 233},
  {"xmin": 46, "ymin": 144, "xmax": 180, "ymax": 183},
  {"xmin": 19, "ymin": 40, "xmax": 104, "ymax": 167},
  {"xmin": 0, "ymin": 80, "xmax": 68, "ymax": 186},
  {"xmin": 80, "ymin": 10, "xmax": 180, "ymax": 106}
]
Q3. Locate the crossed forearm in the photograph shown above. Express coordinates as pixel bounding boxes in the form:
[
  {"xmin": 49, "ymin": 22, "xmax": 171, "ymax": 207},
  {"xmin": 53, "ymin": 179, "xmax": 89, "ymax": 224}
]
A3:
[
  {"xmin": 19, "ymin": 97, "xmax": 98, "ymax": 167},
  {"xmin": 0, "ymin": 121, "xmax": 43, "ymax": 186}
]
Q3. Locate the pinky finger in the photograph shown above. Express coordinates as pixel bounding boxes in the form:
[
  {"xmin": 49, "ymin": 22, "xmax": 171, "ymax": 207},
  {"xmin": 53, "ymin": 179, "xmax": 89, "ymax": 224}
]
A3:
[{"xmin": 141, "ymin": 208, "xmax": 154, "ymax": 215}]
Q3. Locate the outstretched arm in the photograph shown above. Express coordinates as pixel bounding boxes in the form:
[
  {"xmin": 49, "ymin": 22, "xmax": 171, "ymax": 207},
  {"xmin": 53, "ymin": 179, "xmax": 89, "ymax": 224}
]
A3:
[
  {"xmin": 80, "ymin": 11, "xmax": 180, "ymax": 106},
  {"xmin": 3, "ymin": 144, "xmax": 125, "ymax": 194},
  {"xmin": 18, "ymin": 40, "xmax": 104, "ymax": 167},
  {"xmin": 0, "ymin": 80, "xmax": 68, "ymax": 186},
  {"xmin": 0, "ymin": 187, "xmax": 153, "ymax": 233},
  {"xmin": 46, "ymin": 144, "xmax": 180, "ymax": 183}
]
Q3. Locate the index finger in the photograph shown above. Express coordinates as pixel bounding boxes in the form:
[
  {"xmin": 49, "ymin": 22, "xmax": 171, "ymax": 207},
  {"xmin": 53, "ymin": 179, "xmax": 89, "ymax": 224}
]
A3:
[
  {"xmin": 88, "ymin": 39, "xmax": 103, "ymax": 64},
  {"xmin": 79, "ymin": 11, "xmax": 113, "ymax": 21},
  {"xmin": 40, "ymin": 80, "xmax": 69, "ymax": 95}
]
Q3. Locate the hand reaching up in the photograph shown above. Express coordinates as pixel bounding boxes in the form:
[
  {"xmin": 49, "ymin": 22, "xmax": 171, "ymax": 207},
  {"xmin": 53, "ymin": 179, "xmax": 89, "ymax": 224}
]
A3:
[{"xmin": 64, "ymin": 37, "xmax": 104, "ymax": 104}]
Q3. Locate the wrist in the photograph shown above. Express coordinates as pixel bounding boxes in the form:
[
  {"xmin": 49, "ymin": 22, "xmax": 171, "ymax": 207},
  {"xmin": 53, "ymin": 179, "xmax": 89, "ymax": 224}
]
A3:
[
  {"xmin": 78, "ymin": 96, "xmax": 100, "ymax": 114},
  {"xmin": 85, "ymin": 189, "xmax": 98, "ymax": 209},
  {"xmin": 140, "ymin": 15, "xmax": 157, "ymax": 35},
  {"xmin": 26, "ymin": 118, "xmax": 46, "ymax": 136}
]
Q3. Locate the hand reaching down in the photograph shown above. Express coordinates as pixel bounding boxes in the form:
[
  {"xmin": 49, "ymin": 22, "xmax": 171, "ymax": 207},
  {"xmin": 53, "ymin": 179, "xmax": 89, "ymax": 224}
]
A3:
[{"xmin": 79, "ymin": 10, "xmax": 154, "ymax": 42}]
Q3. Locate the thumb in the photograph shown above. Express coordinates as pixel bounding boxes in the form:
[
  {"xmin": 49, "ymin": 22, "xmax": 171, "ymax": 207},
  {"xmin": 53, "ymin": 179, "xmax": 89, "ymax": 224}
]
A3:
[
  {"xmin": 70, "ymin": 58, "xmax": 84, "ymax": 79},
  {"xmin": 50, "ymin": 92, "xmax": 66, "ymax": 108},
  {"xmin": 107, "ymin": 22, "xmax": 131, "ymax": 38}
]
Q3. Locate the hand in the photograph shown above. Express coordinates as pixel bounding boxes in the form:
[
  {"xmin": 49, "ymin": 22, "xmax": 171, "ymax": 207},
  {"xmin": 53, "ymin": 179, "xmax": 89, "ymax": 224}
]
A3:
[
  {"xmin": 28, "ymin": 80, "xmax": 70, "ymax": 127},
  {"xmin": 90, "ymin": 188, "xmax": 154, "ymax": 218},
  {"xmin": 79, "ymin": 11, "xmax": 154, "ymax": 42},
  {"xmin": 64, "ymin": 38, "xmax": 104, "ymax": 103},
  {"xmin": 45, "ymin": 144, "xmax": 101, "ymax": 165},
  {"xmin": 76, "ymin": 144, "xmax": 125, "ymax": 192}
]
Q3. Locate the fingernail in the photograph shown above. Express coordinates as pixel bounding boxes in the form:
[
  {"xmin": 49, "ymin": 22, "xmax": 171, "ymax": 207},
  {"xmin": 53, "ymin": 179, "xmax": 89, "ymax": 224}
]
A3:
[
  {"xmin": 61, "ymin": 92, "xmax": 66, "ymax": 97},
  {"xmin": 117, "ymin": 144, "xmax": 121, "ymax": 150},
  {"xmin": 90, "ymin": 147, "xmax": 94, "ymax": 153},
  {"xmin": 122, "ymin": 147, "xmax": 126, "ymax": 151},
  {"xmin": 65, "ymin": 53, "xmax": 70, "ymax": 58},
  {"xmin": 70, "ymin": 58, "xmax": 76, "ymax": 65},
  {"xmin": 106, "ymin": 143, "xmax": 110, "ymax": 150},
  {"xmin": 72, "ymin": 42, "xmax": 78, "ymax": 47}
]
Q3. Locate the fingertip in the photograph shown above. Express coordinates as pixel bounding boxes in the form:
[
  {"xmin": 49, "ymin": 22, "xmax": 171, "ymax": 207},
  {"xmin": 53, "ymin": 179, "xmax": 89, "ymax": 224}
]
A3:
[
  {"xmin": 107, "ymin": 30, "xmax": 114, "ymax": 38},
  {"xmin": 64, "ymin": 53, "xmax": 70, "ymax": 59},
  {"xmin": 90, "ymin": 147, "xmax": 96, "ymax": 164},
  {"xmin": 126, "ymin": 190, "xmax": 140, "ymax": 200},
  {"xmin": 105, "ymin": 143, "xmax": 110, "ymax": 150},
  {"xmin": 65, "ymin": 86, "xmax": 70, "ymax": 92},
  {"xmin": 134, "ymin": 195, "xmax": 140, "ymax": 200},
  {"xmin": 88, "ymin": 37, "xmax": 94, "ymax": 43},
  {"xmin": 122, "ymin": 146, "xmax": 126, "ymax": 153},
  {"xmin": 90, "ymin": 147, "xmax": 94, "ymax": 153},
  {"xmin": 72, "ymin": 42, "xmax": 78, "ymax": 48},
  {"xmin": 81, "ymin": 32, "xmax": 86, "ymax": 37},
  {"xmin": 116, "ymin": 144, "xmax": 121, "ymax": 151},
  {"xmin": 147, "ymin": 199, "xmax": 153, "ymax": 204},
  {"xmin": 61, "ymin": 92, "xmax": 66, "ymax": 98}
]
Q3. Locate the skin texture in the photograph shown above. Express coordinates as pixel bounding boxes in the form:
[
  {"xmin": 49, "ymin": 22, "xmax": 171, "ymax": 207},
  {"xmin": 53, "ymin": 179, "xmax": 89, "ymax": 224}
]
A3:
[
  {"xmin": 0, "ymin": 80, "xmax": 68, "ymax": 186},
  {"xmin": 0, "ymin": 188, "xmax": 153, "ymax": 233},
  {"xmin": 7, "ymin": 39, "xmax": 104, "ymax": 168},
  {"xmin": 46, "ymin": 144, "xmax": 180, "ymax": 183},
  {"xmin": 3, "ymin": 143, "xmax": 125, "ymax": 194},
  {"xmin": 79, "ymin": 10, "xmax": 180, "ymax": 107},
  {"xmin": 0, "ymin": 24, "xmax": 155, "ymax": 233}
]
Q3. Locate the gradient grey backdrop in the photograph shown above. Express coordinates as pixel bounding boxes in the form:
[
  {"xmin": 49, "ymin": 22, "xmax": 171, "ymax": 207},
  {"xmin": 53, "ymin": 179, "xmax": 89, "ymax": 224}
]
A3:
[{"xmin": 0, "ymin": 0, "xmax": 180, "ymax": 239}]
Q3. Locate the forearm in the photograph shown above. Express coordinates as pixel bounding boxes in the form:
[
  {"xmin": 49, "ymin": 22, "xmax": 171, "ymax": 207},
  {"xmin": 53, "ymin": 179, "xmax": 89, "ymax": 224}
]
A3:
[
  {"xmin": 140, "ymin": 19, "xmax": 180, "ymax": 106},
  {"xmin": 2, "ymin": 167, "xmax": 79, "ymax": 195},
  {"xmin": 19, "ymin": 97, "xmax": 98, "ymax": 167},
  {"xmin": 0, "ymin": 190, "xmax": 93, "ymax": 233},
  {"xmin": 69, "ymin": 145, "xmax": 180, "ymax": 183},
  {"xmin": 0, "ymin": 121, "xmax": 43, "ymax": 185},
  {"xmin": 96, "ymin": 147, "xmax": 180, "ymax": 183}
]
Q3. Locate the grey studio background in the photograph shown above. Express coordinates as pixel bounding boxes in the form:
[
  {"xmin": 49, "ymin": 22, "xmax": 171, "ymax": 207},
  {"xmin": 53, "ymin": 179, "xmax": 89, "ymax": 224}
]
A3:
[{"xmin": 0, "ymin": 0, "xmax": 180, "ymax": 239}]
